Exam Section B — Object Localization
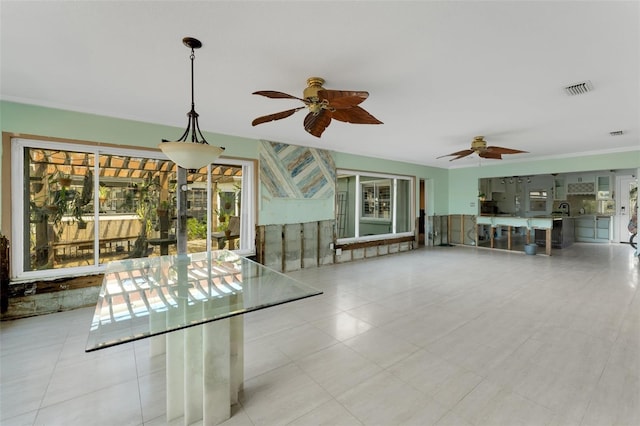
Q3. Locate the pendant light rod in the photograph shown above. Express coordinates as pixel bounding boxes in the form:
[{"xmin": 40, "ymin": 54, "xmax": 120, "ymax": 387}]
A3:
[
  {"xmin": 159, "ymin": 37, "xmax": 225, "ymax": 170},
  {"xmin": 175, "ymin": 37, "xmax": 207, "ymax": 145}
]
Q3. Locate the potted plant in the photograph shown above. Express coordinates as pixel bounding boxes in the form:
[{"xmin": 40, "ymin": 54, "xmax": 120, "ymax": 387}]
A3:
[
  {"xmin": 57, "ymin": 172, "xmax": 72, "ymax": 188},
  {"xmin": 156, "ymin": 200, "xmax": 171, "ymax": 216},
  {"xmin": 217, "ymin": 213, "xmax": 231, "ymax": 237},
  {"xmin": 99, "ymin": 185, "xmax": 109, "ymax": 203}
]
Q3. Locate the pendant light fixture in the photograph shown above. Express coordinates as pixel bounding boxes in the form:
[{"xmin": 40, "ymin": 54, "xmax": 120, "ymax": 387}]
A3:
[{"xmin": 159, "ymin": 37, "xmax": 225, "ymax": 170}]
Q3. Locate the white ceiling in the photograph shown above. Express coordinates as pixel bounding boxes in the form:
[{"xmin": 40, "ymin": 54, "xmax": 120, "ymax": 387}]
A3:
[{"xmin": 1, "ymin": 1, "xmax": 638, "ymax": 169}]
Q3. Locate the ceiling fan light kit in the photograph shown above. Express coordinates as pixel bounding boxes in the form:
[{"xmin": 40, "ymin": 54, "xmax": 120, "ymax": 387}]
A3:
[
  {"xmin": 252, "ymin": 77, "xmax": 382, "ymax": 138},
  {"xmin": 159, "ymin": 37, "xmax": 225, "ymax": 170},
  {"xmin": 438, "ymin": 136, "xmax": 528, "ymax": 161}
]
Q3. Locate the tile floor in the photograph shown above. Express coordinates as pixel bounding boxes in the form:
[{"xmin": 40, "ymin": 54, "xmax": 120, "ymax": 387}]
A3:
[{"xmin": 1, "ymin": 243, "xmax": 639, "ymax": 426}]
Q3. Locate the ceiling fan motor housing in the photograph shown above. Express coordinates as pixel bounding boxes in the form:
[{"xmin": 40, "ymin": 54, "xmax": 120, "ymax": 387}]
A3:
[
  {"xmin": 471, "ymin": 136, "xmax": 487, "ymax": 152},
  {"xmin": 303, "ymin": 77, "xmax": 326, "ymax": 100}
]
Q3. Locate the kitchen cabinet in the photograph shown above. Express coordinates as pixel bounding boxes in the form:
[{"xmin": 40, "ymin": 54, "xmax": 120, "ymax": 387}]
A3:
[
  {"xmin": 596, "ymin": 216, "xmax": 610, "ymax": 240},
  {"xmin": 566, "ymin": 173, "xmax": 595, "ymax": 184},
  {"xmin": 596, "ymin": 175, "xmax": 611, "ymax": 200},
  {"xmin": 553, "ymin": 177, "xmax": 565, "ymax": 200},
  {"xmin": 566, "ymin": 173, "xmax": 595, "ymax": 195},
  {"xmin": 535, "ymin": 217, "xmax": 574, "ymax": 248},
  {"xmin": 491, "ymin": 178, "xmax": 505, "ymax": 193},
  {"xmin": 574, "ymin": 215, "xmax": 611, "ymax": 242}
]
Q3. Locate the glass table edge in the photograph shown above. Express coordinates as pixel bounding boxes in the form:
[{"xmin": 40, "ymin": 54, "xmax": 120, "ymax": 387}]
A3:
[{"xmin": 85, "ymin": 289, "xmax": 322, "ymax": 352}]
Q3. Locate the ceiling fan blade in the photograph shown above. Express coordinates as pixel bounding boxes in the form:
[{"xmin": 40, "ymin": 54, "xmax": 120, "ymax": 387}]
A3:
[
  {"xmin": 437, "ymin": 149, "xmax": 474, "ymax": 159},
  {"xmin": 252, "ymin": 90, "xmax": 307, "ymax": 102},
  {"xmin": 251, "ymin": 107, "xmax": 305, "ymax": 126},
  {"xmin": 303, "ymin": 110, "xmax": 332, "ymax": 138},
  {"xmin": 449, "ymin": 151, "xmax": 476, "ymax": 161},
  {"xmin": 318, "ymin": 90, "xmax": 369, "ymax": 108},
  {"xmin": 485, "ymin": 146, "xmax": 528, "ymax": 154},
  {"xmin": 331, "ymin": 106, "xmax": 383, "ymax": 124},
  {"xmin": 479, "ymin": 151, "xmax": 503, "ymax": 159}
]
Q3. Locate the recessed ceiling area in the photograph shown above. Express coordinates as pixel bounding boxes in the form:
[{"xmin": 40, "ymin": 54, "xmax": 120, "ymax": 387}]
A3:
[{"xmin": 1, "ymin": 1, "xmax": 638, "ymax": 168}]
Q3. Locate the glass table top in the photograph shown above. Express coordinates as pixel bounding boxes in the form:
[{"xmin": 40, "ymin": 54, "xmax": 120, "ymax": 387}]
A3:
[{"xmin": 86, "ymin": 250, "xmax": 322, "ymax": 352}]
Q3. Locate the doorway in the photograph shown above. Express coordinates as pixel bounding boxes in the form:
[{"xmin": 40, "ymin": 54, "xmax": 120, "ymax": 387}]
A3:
[
  {"xmin": 616, "ymin": 175, "xmax": 637, "ymax": 243},
  {"xmin": 419, "ymin": 179, "xmax": 425, "ymax": 245}
]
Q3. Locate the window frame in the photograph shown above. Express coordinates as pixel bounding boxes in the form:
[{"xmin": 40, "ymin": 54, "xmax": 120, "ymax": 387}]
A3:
[
  {"xmin": 10, "ymin": 137, "xmax": 255, "ymax": 282},
  {"xmin": 336, "ymin": 169, "xmax": 414, "ymax": 244}
]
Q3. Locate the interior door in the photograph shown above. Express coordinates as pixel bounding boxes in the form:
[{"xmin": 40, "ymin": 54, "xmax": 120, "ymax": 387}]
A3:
[{"xmin": 617, "ymin": 175, "xmax": 638, "ymax": 243}]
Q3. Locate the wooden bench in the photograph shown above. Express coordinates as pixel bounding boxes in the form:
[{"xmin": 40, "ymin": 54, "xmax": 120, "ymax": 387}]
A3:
[{"xmin": 53, "ymin": 236, "xmax": 137, "ymax": 258}]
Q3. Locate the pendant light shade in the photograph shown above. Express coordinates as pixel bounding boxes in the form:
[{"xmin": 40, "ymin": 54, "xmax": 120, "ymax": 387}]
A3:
[
  {"xmin": 159, "ymin": 37, "xmax": 225, "ymax": 170},
  {"xmin": 159, "ymin": 141, "xmax": 225, "ymax": 170}
]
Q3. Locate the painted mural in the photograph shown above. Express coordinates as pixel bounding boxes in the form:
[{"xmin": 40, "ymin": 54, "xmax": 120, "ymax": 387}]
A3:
[{"xmin": 259, "ymin": 140, "xmax": 335, "ymax": 199}]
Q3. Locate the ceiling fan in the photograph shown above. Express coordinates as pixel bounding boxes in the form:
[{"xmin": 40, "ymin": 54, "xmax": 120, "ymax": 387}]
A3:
[
  {"xmin": 438, "ymin": 136, "xmax": 528, "ymax": 161},
  {"xmin": 251, "ymin": 77, "xmax": 382, "ymax": 137}
]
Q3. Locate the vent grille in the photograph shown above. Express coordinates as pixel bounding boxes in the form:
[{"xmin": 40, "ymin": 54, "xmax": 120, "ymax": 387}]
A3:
[
  {"xmin": 564, "ymin": 80, "xmax": 593, "ymax": 96},
  {"xmin": 609, "ymin": 130, "xmax": 624, "ymax": 136}
]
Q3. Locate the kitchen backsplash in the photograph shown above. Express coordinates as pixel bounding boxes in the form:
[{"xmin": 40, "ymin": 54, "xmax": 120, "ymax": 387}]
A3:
[{"xmin": 555, "ymin": 195, "xmax": 613, "ymax": 215}]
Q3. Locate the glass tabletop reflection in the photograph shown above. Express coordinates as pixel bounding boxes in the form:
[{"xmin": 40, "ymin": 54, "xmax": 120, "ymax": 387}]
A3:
[{"xmin": 86, "ymin": 250, "xmax": 322, "ymax": 352}]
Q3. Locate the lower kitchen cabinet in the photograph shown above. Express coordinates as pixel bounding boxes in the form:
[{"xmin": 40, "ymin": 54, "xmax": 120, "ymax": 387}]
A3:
[
  {"xmin": 574, "ymin": 215, "xmax": 611, "ymax": 242},
  {"xmin": 535, "ymin": 218, "xmax": 574, "ymax": 248}
]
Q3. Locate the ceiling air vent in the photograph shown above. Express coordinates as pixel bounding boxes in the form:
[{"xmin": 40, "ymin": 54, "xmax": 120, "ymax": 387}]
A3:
[
  {"xmin": 563, "ymin": 80, "xmax": 593, "ymax": 96},
  {"xmin": 609, "ymin": 130, "xmax": 624, "ymax": 136}
]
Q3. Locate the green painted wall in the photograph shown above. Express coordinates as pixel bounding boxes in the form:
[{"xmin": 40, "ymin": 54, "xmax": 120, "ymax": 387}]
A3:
[{"xmin": 1, "ymin": 101, "xmax": 450, "ymax": 229}]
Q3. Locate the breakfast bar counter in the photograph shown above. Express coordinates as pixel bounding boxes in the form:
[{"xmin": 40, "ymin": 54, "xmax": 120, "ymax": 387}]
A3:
[{"xmin": 476, "ymin": 216, "xmax": 554, "ymax": 255}]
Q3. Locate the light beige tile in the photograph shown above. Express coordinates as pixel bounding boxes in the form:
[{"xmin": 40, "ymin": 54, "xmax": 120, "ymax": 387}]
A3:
[
  {"xmin": 311, "ymin": 311, "xmax": 373, "ymax": 341},
  {"xmin": 344, "ymin": 328, "xmax": 419, "ymax": 368},
  {"xmin": 34, "ymin": 379, "xmax": 143, "ymax": 426},
  {"xmin": 244, "ymin": 337, "xmax": 292, "ymax": 380},
  {"xmin": 0, "ymin": 410, "xmax": 38, "ymax": 426},
  {"xmin": 41, "ymin": 347, "xmax": 137, "ymax": 407},
  {"xmin": 453, "ymin": 379, "xmax": 554, "ymax": 426},
  {"xmin": 336, "ymin": 370, "xmax": 432, "ymax": 425},
  {"xmin": 287, "ymin": 399, "xmax": 362, "ymax": 426},
  {"xmin": 254, "ymin": 323, "xmax": 339, "ymax": 360},
  {"xmin": 346, "ymin": 301, "xmax": 409, "ymax": 327},
  {"xmin": 581, "ymin": 363, "xmax": 640, "ymax": 426},
  {"xmin": 296, "ymin": 343, "xmax": 382, "ymax": 397},
  {"xmin": 241, "ymin": 363, "xmax": 332, "ymax": 425},
  {"xmin": 388, "ymin": 349, "xmax": 483, "ymax": 409},
  {"xmin": 0, "ymin": 373, "xmax": 49, "ymax": 421}
]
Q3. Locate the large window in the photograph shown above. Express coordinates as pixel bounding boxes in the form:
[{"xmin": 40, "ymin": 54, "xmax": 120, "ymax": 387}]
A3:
[
  {"xmin": 11, "ymin": 138, "xmax": 255, "ymax": 281},
  {"xmin": 337, "ymin": 170, "xmax": 413, "ymax": 241}
]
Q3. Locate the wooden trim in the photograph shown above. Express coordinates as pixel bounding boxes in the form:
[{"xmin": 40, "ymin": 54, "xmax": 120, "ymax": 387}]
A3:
[
  {"xmin": 7, "ymin": 274, "xmax": 103, "ymax": 297},
  {"xmin": 546, "ymin": 229, "xmax": 552, "ymax": 255},
  {"xmin": 336, "ymin": 235, "xmax": 414, "ymax": 251},
  {"xmin": 1, "ymin": 133, "xmax": 13, "ymax": 238}
]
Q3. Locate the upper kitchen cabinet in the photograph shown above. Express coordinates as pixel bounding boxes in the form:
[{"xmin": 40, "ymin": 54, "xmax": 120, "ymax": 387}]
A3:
[
  {"xmin": 553, "ymin": 176, "xmax": 565, "ymax": 200},
  {"xmin": 566, "ymin": 173, "xmax": 595, "ymax": 195},
  {"xmin": 490, "ymin": 178, "xmax": 506, "ymax": 193},
  {"xmin": 596, "ymin": 175, "xmax": 611, "ymax": 200}
]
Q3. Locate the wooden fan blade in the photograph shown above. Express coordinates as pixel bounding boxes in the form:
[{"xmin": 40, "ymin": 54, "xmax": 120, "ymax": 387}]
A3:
[
  {"xmin": 331, "ymin": 106, "xmax": 383, "ymax": 124},
  {"xmin": 318, "ymin": 90, "xmax": 369, "ymax": 108},
  {"xmin": 479, "ymin": 151, "xmax": 502, "ymax": 159},
  {"xmin": 485, "ymin": 146, "xmax": 528, "ymax": 154},
  {"xmin": 252, "ymin": 107, "xmax": 305, "ymax": 126},
  {"xmin": 303, "ymin": 110, "xmax": 332, "ymax": 138},
  {"xmin": 449, "ymin": 151, "xmax": 476, "ymax": 161},
  {"xmin": 437, "ymin": 149, "xmax": 474, "ymax": 159},
  {"xmin": 252, "ymin": 90, "xmax": 307, "ymax": 102}
]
